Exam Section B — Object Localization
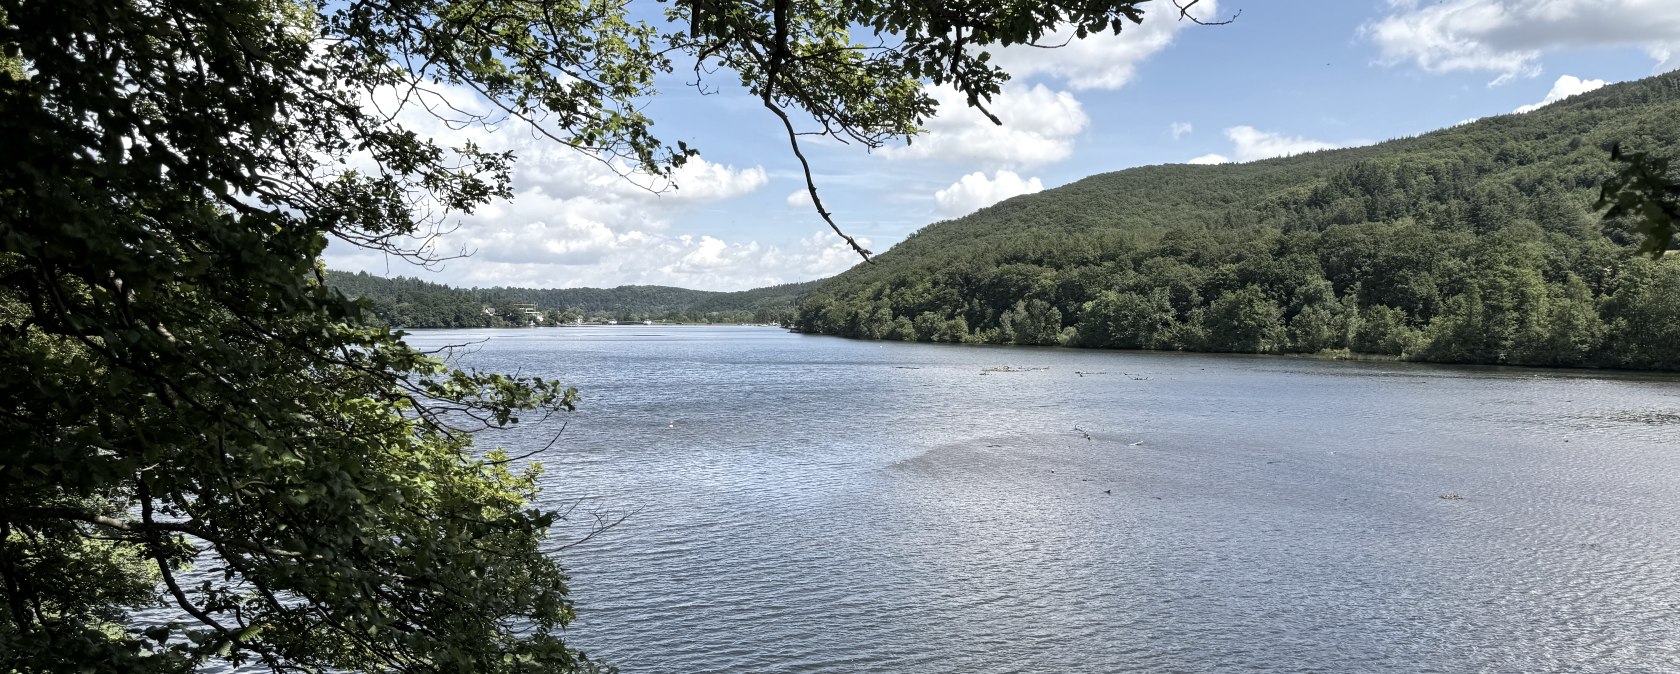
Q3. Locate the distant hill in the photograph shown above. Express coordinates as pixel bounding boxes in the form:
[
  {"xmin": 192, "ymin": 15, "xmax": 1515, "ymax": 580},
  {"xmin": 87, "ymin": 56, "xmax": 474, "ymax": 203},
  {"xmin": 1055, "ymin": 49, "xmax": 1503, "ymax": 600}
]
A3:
[
  {"xmin": 798, "ymin": 70, "xmax": 1680, "ymax": 370},
  {"xmin": 327, "ymin": 270, "xmax": 818, "ymax": 327}
]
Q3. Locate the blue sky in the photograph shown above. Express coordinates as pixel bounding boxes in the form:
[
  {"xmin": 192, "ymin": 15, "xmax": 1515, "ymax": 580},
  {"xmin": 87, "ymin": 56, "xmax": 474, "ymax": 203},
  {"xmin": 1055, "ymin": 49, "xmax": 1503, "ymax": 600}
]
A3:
[{"xmin": 325, "ymin": 0, "xmax": 1680, "ymax": 291}]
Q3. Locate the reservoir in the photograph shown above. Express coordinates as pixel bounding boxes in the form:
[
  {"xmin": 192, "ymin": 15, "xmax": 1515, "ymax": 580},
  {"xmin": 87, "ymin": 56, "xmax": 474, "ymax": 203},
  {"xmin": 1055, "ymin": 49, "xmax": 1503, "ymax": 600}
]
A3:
[{"xmin": 404, "ymin": 326, "xmax": 1680, "ymax": 673}]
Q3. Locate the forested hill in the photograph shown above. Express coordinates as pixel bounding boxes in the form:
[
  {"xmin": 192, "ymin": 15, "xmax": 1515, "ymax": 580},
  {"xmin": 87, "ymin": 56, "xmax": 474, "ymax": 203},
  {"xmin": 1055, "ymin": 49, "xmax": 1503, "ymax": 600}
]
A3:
[
  {"xmin": 327, "ymin": 270, "xmax": 817, "ymax": 327},
  {"xmin": 798, "ymin": 70, "xmax": 1680, "ymax": 370}
]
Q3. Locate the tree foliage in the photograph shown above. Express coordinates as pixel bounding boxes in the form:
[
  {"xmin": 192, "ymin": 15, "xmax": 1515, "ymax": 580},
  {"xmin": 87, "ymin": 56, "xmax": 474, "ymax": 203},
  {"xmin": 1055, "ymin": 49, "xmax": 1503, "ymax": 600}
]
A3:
[
  {"xmin": 798, "ymin": 70, "xmax": 1680, "ymax": 370},
  {"xmin": 1596, "ymin": 143, "xmax": 1680, "ymax": 259},
  {"xmin": 327, "ymin": 271, "xmax": 815, "ymax": 327},
  {"xmin": 0, "ymin": 0, "xmax": 1187, "ymax": 670}
]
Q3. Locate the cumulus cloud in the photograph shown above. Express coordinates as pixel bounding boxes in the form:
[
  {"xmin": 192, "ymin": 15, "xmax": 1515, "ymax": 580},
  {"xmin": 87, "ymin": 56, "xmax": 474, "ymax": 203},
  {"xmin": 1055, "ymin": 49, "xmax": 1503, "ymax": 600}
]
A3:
[
  {"xmin": 885, "ymin": 2, "xmax": 1215, "ymax": 205},
  {"xmin": 1182, "ymin": 127, "xmax": 1340, "ymax": 165},
  {"xmin": 1656, "ymin": 45, "xmax": 1677, "ymax": 70},
  {"xmin": 934, "ymin": 170, "xmax": 1045, "ymax": 216},
  {"xmin": 331, "ymin": 172, "xmax": 861, "ymax": 290},
  {"xmin": 1366, "ymin": 0, "xmax": 1680, "ymax": 83},
  {"xmin": 655, "ymin": 159, "xmax": 767, "ymax": 200},
  {"xmin": 468, "ymin": 216, "xmax": 628, "ymax": 266},
  {"xmin": 1513, "ymin": 74, "xmax": 1606, "ymax": 112},
  {"xmin": 987, "ymin": 0, "xmax": 1222, "ymax": 90},
  {"xmin": 360, "ymin": 228, "xmax": 871, "ymax": 291},
  {"xmin": 882, "ymin": 83, "xmax": 1088, "ymax": 169},
  {"xmin": 318, "ymin": 82, "xmax": 836, "ymax": 291},
  {"xmin": 1225, "ymin": 126, "xmax": 1338, "ymax": 162},
  {"xmin": 785, "ymin": 188, "xmax": 813, "ymax": 207}
]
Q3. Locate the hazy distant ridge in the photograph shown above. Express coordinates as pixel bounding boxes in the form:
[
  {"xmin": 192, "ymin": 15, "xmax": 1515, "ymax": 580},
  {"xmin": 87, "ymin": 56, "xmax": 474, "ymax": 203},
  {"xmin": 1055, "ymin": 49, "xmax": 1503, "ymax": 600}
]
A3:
[{"xmin": 328, "ymin": 270, "xmax": 818, "ymax": 327}]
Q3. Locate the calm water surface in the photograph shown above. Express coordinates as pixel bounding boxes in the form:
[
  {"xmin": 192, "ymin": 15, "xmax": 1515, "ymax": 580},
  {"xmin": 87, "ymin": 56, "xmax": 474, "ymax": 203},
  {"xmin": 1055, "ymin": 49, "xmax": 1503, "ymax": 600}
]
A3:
[{"xmin": 405, "ymin": 326, "xmax": 1680, "ymax": 673}]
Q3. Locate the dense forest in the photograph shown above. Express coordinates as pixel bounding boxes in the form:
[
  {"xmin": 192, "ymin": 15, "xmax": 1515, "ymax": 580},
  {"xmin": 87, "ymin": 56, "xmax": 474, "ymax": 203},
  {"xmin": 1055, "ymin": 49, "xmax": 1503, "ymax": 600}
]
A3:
[
  {"xmin": 797, "ymin": 71, "xmax": 1680, "ymax": 370},
  {"xmin": 327, "ymin": 270, "xmax": 816, "ymax": 327}
]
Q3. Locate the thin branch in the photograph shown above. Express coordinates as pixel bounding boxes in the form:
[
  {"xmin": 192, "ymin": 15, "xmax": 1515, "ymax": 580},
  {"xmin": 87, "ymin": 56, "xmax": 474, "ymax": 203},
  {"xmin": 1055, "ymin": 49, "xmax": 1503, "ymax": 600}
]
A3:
[
  {"xmin": 32, "ymin": 508, "xmax": 307, "ymax": 559},
  {"xmin": 139, "ymin": 481, "xmax": 231, "ymax": 636},
  {"xmin": 1174, "ymin": 0, "xmax": 1240, "ymax": 26},
  {"xmin": 552, "ymin": 508, "xmax": 635, "ymax": 553},
  {"xmin": 751, "ymin": 0, "xmax": 874, "ymax": 263},
  {"xmin": 483, "ymin": 421, "xmax": 568, "ymax": 466},
  {"xmin": 764, "ymin": 100, "xmax": 873, "ymax": 262},
  {"xmin": 0, "ymin": 520, "xmax": 32, "ymax": 635}
]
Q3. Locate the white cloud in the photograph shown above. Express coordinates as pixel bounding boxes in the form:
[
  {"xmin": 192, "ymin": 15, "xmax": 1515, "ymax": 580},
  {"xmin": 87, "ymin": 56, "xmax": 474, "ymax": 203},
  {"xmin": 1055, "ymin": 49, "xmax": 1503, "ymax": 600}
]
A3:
[
  {"xmin": 1181, "ymin": 127, "xmax": 1340, "ymax": 165},
  {"xmin": 876, "ymin": 2, "xmax": 1216, "ymax": 196},
  {"xmin": 1367, "ymin": 0, "xmax": 1680, "ymax": 83},
  {"xmin": 1513, "ymin": 74, "xmax": 1606, "ymax": 112},
  {"xmin": 330, "ymin": 175, "xmax": 861, "ymax": 289},
  {"xmin": 354, "ymin": 228, "xmax": 871, "ymax": 291},
  {"xmin": 319, "ymin": 82, "xmax": 838, "ymax": 291},
  {"xmin": 785, "ymin": 188, "xmax": 812, "ymax": 207},
  {"xmin": 934, "ymin": 170, "xmax": 1044, "ymax": 216},
  {"xmin": 468, "ymin": 216, "xmax": 628, "ymax": 266},
  {"xmin": 1655, "ymin": 45, "xmax": 1677, "ymax": 70},
  {"xmin": 656, "ymin": 159, "xmax": 768, "ymax": 200},
  {"xmin": 987, "ymin": 0, "xmax": 1222, "ymax": 90},
  {"xmin": 349, "ymin": 85, "xmax": 767, "ymax": 206},
  {"xmin": 881, "ymin": 83, "xmax": 1088, "ymax": 169},
  {"xmin": 1225, "ymin": 126, "xmax": 1338, "ymax": 162}
]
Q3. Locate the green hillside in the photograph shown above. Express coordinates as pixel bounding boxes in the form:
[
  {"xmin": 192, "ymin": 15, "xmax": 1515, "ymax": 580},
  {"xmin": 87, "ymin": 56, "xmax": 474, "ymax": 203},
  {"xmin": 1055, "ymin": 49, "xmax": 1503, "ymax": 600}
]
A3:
[
  {"xmin": 798, "ymin": 70, "xmax": 1680, "ymax": 370},
  {"xmin": 328, "ymin": 270, "xmax": 817, "ymax": 327}
]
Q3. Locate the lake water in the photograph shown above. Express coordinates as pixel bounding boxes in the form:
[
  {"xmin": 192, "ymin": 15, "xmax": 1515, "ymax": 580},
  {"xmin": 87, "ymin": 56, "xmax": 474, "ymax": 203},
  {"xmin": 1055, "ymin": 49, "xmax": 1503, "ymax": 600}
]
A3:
[{"xmin": 405, "ymin": 326, "xmax": 1680, "ymax": 673}]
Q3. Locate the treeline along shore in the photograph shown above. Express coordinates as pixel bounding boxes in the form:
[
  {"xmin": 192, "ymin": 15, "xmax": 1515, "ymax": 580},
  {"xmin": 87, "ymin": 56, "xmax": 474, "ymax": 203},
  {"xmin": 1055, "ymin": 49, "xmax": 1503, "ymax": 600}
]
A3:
[
  {"xmin": 327, "ymin": 271, "xmax": 815, "ymax": 328},
  {"xmin": 333, "ymin": 72, "xmax": 1680, "ymax": 370},
  {"xmin": 794, "ymin": 71, "xmax": 1680, "ymax": 371}
]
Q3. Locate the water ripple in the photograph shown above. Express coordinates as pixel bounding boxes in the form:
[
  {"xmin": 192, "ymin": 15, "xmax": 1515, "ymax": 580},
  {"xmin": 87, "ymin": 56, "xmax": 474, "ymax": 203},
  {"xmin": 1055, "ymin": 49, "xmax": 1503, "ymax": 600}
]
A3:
[{"xmin": 393, "ymin": 327, "xmax": 1680, "ymax": 673}]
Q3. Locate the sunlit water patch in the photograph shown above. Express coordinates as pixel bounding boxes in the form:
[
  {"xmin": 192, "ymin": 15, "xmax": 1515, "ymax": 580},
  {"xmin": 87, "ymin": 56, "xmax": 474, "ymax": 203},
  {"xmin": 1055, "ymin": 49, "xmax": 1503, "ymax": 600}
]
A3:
[{"xmin": 396, "ymin": 327, "xmax": 1680, "ymax": 673}]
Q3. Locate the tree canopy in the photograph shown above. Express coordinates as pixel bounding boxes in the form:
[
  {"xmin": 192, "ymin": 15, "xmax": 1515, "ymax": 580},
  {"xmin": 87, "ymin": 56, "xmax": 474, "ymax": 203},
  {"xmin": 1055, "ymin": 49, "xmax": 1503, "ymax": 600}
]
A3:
[{"xmin": 0, "ymin": 0, "xmax": 1191, "ymax": 671}]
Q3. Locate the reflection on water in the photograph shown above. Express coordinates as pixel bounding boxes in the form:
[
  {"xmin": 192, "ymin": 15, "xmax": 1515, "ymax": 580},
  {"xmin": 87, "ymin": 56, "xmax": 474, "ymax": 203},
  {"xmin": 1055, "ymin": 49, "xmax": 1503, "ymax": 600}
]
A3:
[{"xmin": 403, "ymin": 326, "xmax": 1680, "ymax": 673}]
